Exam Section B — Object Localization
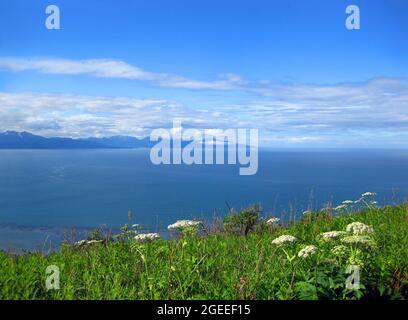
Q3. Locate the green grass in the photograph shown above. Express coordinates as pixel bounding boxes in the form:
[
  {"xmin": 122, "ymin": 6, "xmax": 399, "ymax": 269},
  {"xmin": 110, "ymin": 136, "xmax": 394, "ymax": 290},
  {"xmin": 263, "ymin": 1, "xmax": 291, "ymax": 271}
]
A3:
[{"xmin": 1, "ymin": 205, "xmax": 407, "ymax": 300}]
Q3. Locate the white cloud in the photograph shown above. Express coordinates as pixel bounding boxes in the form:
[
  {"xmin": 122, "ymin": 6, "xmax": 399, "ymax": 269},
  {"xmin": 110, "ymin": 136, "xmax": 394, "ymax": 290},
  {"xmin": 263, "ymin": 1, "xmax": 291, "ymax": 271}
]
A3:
[
  {"xmin": 0, "ymin": 57, "xmax": 245, "ymax": 90},
  {"xmin": 246, "ymin": 77, "xmax": 408, "ymax": 132},
  {"xmin": 0, "ymin": 92, "xmax": 176, "ymax": 137}
]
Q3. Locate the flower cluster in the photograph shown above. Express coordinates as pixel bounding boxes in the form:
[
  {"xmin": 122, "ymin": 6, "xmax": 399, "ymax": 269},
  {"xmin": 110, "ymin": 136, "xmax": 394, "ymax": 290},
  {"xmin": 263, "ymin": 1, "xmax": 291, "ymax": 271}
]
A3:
[
  {"xmin": 272, "ymin": 235, "xmax": 297, "ymax": 245},
  {"xmin": 168, "ymin": 220, "xmax": 202, "ymax": 231},
  {"xmin": 266, "ymin": 217, "xmax": 280, "ymax": 226},
  {"xmin": 346, "ymin": 222, "xmax": 374, "ymax": 235},
  {"xmin": 335, "ymin": 205, "xmax": 348, "ymax": 211},
  {"xmin": 362, "ymin": 192, "xmax": 376, "ymax": 197},
  {"xmin": 319, "ymin": 231, "xmax": 347, "ymax": 240},
  {"xmin": 134, "ymin": 233, "xmax": 160, "ymax": 242},
  {"xmin": 341, "ymin": 235, "xmax": 375, "ymax": 246},
  {"xmin": 74, "ymin": 239, "xmax": 103, "ymax": 247},
  {"xmin": 355, "ymin": 192, "xmax": 378, "ymax": 207},
  {"xmin": 298, "ymin": 245, "xmax": 317, "ymax": 258},
  {"xmin": 270, "ymin": 195, "xmax": 378, "ymax": 265},
  {"xmin": 333, "ymin": 191, "xmax": 378, "ymax": 214}
]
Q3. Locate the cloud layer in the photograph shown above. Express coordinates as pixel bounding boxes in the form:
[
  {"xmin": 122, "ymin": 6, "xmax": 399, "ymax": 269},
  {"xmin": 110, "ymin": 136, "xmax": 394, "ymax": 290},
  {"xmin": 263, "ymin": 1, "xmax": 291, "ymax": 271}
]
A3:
[
  {"xmin": 1, "ymin": 76, "xmax": 407, "ymax": 146},
  {"xmin": 1, "ymin": 57, "xmax": 408, "ymax": 147}
]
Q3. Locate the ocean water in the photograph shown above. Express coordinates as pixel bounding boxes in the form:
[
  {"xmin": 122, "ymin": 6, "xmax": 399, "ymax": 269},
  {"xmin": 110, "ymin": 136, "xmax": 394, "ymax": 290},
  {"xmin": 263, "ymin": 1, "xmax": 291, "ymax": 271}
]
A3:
[{"xmin": 1, "ymin": 149, "xmax": 408, "ymax": 251}]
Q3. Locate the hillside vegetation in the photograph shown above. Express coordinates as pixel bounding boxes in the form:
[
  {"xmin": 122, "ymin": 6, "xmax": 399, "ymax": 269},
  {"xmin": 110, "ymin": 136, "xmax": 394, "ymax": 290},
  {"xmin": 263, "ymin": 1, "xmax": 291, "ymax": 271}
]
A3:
[{"xmin": 1, "ymin": 196, "xmax": 407, "ymax": 300}]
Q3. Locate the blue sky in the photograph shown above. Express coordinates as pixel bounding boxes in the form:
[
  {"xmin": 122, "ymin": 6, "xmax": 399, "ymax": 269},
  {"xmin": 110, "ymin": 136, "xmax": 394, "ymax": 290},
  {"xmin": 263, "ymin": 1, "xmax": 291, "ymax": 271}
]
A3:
[{"xmin": 0, "ymin": 0, "xmax": 407, "ymax": 147}]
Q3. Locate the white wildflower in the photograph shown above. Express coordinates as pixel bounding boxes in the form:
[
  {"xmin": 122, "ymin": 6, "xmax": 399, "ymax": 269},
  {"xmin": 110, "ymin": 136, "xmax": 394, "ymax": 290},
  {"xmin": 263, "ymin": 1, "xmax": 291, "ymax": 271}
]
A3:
[
  {"xmin": 272, "ymin": 235, "xmax": 297, "ymax": 245},
  {"xmin": 298, "ymin": 245, "xmax": 317, "ymax": 258},
  {"xmin": 362, "ymin": 192, "xmax": 376, "ymax": 197},
  {"xmin": 342, "ymin": 200, "xmax": 354, "ymax": 205},
  {"xmin": 346, "ymin": 222, "xmax": 374, "ymax": 235},
  {"xmin": 335, "ymin": 205, "xmax": 347, "ymax": 211},
  {"xmin": 341, "ymin": 235, "xmax": 375, "ymax": 246},
  {"xmin": 167, "ymin": 220, "xmax": 202, "ymax": 231},
  {"xmin": 302, "ymin": 210, "xmax": 312, "ymax": 215},
  {"xmin": 131, "ymin": 224, "xmax": 140, "ymax": 229},
  {"xmin": 86, "ymin": 240, "xmax": 103, "ymax": 245},
  {"xmin": 266, "ymin": 217, "xmax": 280, "ymax": 225},
  {"xmin": 74, "ymin": 239, "xmax": 102, "ymax": 247},
  {"xmin": 319, "ymin": 231, "xmax": 347, "ymax": 240},
  {"xmin": 74, "ymin": 240, "xmax": 88, "ymax": 247},
  {"xmin": 134, "ymin": 233, "xmax": 160, "ymax": 242}
]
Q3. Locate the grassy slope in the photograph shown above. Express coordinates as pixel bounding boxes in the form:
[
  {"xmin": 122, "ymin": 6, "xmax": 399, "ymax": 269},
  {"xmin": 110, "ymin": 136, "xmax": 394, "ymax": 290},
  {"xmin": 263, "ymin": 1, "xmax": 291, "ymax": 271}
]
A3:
[{"xmin": 0, "ymin": 205, "xmax": 407, "ymax": 300}]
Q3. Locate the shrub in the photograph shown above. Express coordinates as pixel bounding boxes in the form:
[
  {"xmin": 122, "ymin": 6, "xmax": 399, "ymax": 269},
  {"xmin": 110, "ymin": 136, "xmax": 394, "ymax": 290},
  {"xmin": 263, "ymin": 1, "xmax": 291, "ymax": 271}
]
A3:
[{"xmin": 223, "ymin": 204, "xmax": 261, "ymax": 236}]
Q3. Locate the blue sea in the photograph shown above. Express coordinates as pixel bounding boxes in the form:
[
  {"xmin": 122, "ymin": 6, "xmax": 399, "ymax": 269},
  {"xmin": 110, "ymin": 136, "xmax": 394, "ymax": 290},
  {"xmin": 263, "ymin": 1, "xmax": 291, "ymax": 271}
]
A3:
[{"xmin": 1, "ymin": 149, "xmax": 408, "ymax": 251}]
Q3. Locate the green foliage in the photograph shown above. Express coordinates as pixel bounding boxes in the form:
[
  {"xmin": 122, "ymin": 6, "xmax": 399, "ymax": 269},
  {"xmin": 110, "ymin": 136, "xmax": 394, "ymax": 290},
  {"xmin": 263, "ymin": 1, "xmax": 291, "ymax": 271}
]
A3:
[
  {"xmin": 88, "ymin": 228, "xmax": 103, "ymax": 241},
  {"xmin": 112, "ymin": 224, "xmax": 139, "ymax": 242},
  {"xmin": 0, "ymin": 204, "xmax": 407, "ymax": 300},
  {"xmin": 223, "ymin": 204, "xmax": 262, "ymax": 236}
]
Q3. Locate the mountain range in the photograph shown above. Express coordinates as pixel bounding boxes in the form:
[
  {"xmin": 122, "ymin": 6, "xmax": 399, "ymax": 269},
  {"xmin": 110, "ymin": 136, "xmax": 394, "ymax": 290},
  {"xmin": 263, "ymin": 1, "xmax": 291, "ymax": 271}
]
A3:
[{"xmin": 0, "ymin": 131, "xmax": 154, "ymax": 149}]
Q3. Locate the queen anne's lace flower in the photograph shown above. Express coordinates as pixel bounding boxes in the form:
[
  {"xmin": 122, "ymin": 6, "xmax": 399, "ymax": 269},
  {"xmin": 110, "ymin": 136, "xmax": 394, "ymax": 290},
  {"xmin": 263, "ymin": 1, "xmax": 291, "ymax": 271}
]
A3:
[
  {"xmin": 346, "ymin": 222, "xmax": 374, "ymax": 235},
  {"xmin": 342, "ymin": 200, "xmax": 354, "ymax": 205},
  {"xmin": 86, "ymin": 240, "xmax": 103, "ymax": 245},
  {"xmin": 362, "ymin": 192, "xmax": 376, "ymax": 197},
  {"xmin": 74, "ymin": 239, "xmax": 102, "ymax": 247},
  {"xmin": 319, "ymin": 231, "xmax": 347, "ymax": 240},
  {"xmin": 134, "ymin": 233, "xmax": 160, "ymax": 242},
  {"xmin": 74, "ymin": 240, "xmax": 88, "ymax": 247},
  {"xmin": 335, "ymin": 205, "xmax": 347, "ymax": 211},
  {"xmin": 272, "ymin": 235, "xmax": 297, "ymax": 245},
  {"xmin": 168, "ymin": 220, "xmax": 202, "ymax": 231},
  {"xmin": 298, "ymin": 245, "xmax": 317, "ymax": 258},
  {"xmin": 341, "ymin": 235, "xmax": 375, "ymax": 246},
  {"xmin": 266, "ymin": 217, "xmax": 280, "ymax": 225}
]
